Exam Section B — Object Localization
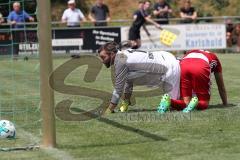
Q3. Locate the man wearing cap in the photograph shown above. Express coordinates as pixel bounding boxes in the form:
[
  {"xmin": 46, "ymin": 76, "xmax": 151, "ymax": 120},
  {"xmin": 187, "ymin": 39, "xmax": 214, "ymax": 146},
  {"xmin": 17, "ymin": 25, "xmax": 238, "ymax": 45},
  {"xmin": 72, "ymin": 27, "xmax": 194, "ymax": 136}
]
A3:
[{"xmin": 62, "ymin": 0, "xmax": 86, "ymax": 27}]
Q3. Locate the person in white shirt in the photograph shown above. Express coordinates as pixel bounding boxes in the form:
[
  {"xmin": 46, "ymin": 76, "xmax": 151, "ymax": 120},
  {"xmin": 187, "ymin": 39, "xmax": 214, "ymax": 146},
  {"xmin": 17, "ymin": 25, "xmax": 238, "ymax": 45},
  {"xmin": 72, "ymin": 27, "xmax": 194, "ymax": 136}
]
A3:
[
  {"xmin": 98, "ymin": 41, "xmax": 180, "ymax": 113},
  {"xmin": 62, "ymin": 0, "xmax": 86, "ymax": 27}
]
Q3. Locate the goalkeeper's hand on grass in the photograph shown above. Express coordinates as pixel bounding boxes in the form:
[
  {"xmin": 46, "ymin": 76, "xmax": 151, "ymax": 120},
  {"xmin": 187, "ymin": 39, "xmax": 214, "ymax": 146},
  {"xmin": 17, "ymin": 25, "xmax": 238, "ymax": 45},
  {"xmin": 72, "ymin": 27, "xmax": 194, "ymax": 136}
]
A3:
[
  {"xmin": 119, "ymin": 100, "xmax": 130, "ymax": 112},
  {"xmin": 104, "ymin": 103, "xmax": 117, "ymax": 115}
]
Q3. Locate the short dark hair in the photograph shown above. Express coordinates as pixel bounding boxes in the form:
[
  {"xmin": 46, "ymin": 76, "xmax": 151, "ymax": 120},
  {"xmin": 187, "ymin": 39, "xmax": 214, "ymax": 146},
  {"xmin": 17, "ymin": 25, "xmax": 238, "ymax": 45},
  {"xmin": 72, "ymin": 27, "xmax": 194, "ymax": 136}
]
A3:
[{"xmin": 98, "ymin": 41, "xmax": 119, "ymax": 55}]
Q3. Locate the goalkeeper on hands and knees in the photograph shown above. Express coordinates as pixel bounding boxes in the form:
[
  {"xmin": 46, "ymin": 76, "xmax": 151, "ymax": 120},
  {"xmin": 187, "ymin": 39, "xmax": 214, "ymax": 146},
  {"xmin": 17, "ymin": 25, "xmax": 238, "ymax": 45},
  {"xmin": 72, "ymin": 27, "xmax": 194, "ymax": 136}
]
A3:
[
  {"xmin": 98, "ymin": 41, "xmax": 181, "ymax": 113},
  {"xmin": 98, "ymin": 42, "xmax": 228, "ymax": 114}
]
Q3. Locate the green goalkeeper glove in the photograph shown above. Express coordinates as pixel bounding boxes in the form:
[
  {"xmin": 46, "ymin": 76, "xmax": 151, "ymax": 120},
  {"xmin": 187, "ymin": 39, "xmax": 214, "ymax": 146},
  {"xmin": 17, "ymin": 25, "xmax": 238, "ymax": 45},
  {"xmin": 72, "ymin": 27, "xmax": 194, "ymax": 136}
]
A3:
[{"xmin": 119, "ymin": 100, "xmax": 130, "ymax": 112}]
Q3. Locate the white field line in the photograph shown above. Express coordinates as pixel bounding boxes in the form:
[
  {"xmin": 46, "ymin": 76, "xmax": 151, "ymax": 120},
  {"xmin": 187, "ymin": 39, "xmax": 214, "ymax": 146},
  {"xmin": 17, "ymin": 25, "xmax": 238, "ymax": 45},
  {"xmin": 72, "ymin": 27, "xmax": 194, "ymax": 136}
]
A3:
[{"xmin": 18, "ymin": 128, "xmax": 76, "ymax": 160}]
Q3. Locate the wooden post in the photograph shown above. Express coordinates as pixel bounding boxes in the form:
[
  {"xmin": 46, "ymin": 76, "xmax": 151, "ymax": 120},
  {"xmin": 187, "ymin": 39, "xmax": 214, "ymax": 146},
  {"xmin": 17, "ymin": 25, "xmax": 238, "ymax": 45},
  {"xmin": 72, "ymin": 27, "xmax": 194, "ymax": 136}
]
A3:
[{"xmin": 37, "ymin": 0, "xmax": 56, "ymax": 148}]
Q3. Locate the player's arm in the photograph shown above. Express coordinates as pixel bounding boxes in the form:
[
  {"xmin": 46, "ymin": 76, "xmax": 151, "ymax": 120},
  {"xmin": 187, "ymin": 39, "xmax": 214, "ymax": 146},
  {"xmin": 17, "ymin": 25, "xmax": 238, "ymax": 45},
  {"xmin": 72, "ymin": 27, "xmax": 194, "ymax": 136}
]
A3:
[
  {"xmin": 108, "ymin": 57, "xmax": 128, "ymax": 111},
  {"xmin": 144, "ymin": 16, "xmax": 161, "ymax": 29},
  {"xmin": 108, "ymin": 102, "xmax": 117, "ymax": 111},
  {"xmin": 133, "ymin": 13, "xmax": 138, "ymax": 20},
  {"xmin": 143, "ymin": 24, "xmax": 150, "ymax": 36},
  {"xmin": 123, "ymin": 81, "xmax": 133, "ymax": 105},
  {"xmin": 214, "ymin": 72, "xmax": 228, "ymax": 106}
]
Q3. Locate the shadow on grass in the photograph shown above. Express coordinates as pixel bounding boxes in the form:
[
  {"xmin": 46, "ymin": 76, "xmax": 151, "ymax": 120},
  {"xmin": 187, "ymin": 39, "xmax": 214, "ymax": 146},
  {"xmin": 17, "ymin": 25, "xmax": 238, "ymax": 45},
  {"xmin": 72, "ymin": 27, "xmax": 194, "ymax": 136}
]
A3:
[
  {"xmin": 207, "ymin": 103, "xmax": 236, "ymax": 110},
  {"xmin": 127, "ymin": 108, "xmax": 157, "ymax": 113},
  {"xmin": 58, "ymin": 140, "xmax": 160, "ymax": 149},
  {"xmin": 127, "ymin": 103, "xmax": 237, "ymax": 113},
  {"xmin": 70, "ymin": 108, "xmax": 168, "ymax": 143},
  {"xmin": 97, "ymin": 116, "xmax": 167, "ymax": 141}
]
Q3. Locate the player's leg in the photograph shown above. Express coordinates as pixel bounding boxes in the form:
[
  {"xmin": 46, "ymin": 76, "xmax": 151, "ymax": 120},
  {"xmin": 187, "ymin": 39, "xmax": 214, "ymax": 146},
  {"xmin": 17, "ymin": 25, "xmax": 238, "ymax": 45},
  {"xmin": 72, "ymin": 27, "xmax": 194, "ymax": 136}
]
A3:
[
  {"xmin": 136, "ymin": 39, "xmax": 141, "ymax": 48},
  {"xmin": 170, "ymin": 59, "xmax": 194, "ymax": 111},
  {"xmin": 157, "ymin": 93, "xmax": 171, "ymax": 113},
  {"xmin": 157, "ymin": 58, "xmax": 181, "ymax": 113},
  {"xmin": 129, "ymin": 39, "xmax": 141, "ymax": 49},
  {"xmin": 170, "ymin": 98, "xmax": 189, "ymax": 111},
  {"xmin": 171, "ymin": 88, "xmax": 210, "ymax": 112},
  {"xmin": 159, "ymin": 63, "xmax": 210, "ymax": 112},
  {"xmin": 179, "ymin": 94, "xmax": 209, "ymax": 112},
  {"xmin": 191, "ymin": 60, "xmax": 211, "ymax": 110},
  {"xmin": 128, "ymin": 27, "xmax": 141, "ymax": 49},
  {"xmin": 129, "ymin": 40, "xmax": 138, "ymax": 49},
  {"xmin": 182, "ymin": 59, "xmax": 211, "ymax": 112},
  {"xmin": 169, "ymin": 59, "xmax": 200, "ymax": 112},
  {"xmin": 170, "ymin": 84, "xmax": 194, "ymax": 111},
  {"xmin": 195, "ymin": 94, "xmax": 209, "ymax": 110}
]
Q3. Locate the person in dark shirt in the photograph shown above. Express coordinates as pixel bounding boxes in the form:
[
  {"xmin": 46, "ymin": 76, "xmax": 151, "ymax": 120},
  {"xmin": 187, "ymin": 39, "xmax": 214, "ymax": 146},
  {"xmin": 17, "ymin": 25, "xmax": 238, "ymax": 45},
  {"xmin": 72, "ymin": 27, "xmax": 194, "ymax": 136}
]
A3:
[
  {"xmin": 180, "ymin": 0, "xmax": 197, "ymax": 24},
  {"xmin": 153, "ymin": 0, "xmax": 172, "ymax": 24},
  {"xmin": 89, "ymin": 0, "xmax": 110, "ymax": 26},
  {"xmin": 128, "ymin": 0, "xmax": 161, "ymax": 49}
]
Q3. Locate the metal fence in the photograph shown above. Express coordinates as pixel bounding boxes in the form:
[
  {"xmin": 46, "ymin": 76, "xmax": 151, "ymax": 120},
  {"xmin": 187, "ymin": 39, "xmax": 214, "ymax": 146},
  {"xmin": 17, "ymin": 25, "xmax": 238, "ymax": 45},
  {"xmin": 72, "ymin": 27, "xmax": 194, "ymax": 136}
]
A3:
[{"xmin": 0, "ymin": 16, "xmax": 240, "ymax": 54}]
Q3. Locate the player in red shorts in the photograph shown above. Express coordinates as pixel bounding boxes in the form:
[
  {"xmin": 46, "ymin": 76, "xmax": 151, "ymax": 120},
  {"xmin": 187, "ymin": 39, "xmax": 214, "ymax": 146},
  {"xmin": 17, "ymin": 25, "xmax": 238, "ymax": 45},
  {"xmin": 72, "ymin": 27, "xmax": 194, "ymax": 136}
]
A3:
[{"xmin": 158, "ymin": 49, "xmax": 228, "ymax": 113}]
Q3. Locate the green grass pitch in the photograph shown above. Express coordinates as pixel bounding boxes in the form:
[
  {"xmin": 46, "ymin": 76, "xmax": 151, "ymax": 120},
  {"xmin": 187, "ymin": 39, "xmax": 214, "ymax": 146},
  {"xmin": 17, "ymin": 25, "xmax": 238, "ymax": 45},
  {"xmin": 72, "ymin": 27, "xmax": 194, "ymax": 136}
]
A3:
[{"xmin": 0, "ymin": 53, "xmax": 240, "ymax": 160}]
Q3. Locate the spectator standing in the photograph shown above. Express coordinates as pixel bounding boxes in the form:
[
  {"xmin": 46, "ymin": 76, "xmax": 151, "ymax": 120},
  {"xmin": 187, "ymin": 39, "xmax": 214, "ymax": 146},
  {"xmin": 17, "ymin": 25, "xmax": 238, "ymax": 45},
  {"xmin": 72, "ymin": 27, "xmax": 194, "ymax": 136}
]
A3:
[
  {"xmin": 7, "ymin": 1, "xmax": 34, "ymax": 28},
  {"xmin": 225, "ymin": 19, "xmax": 234, "ymax": 47},
  {"xmin": 180, "ymin": 0, "xmax": 197, "ymax": 23},
  {"xmin": 128, "ymin": 0, "xmax": 161, "ymax": 49},
  {"xmin": 234, "ymin": 24, "xmax": 240, "ymax": 52},
  {"xmin": 7, "ymin": 2, "xmax": 34, "ymax": 55},
  {"xmin": 62, "ymin": 0, "xmax": 86, "ymax": 27},
  {"xmin": 89, "ymin": 0, "xmax": 110, "ymax": 26},
  {"xmin": 153, "ymin": 0, "xmax": 172, "ymax": 24}
]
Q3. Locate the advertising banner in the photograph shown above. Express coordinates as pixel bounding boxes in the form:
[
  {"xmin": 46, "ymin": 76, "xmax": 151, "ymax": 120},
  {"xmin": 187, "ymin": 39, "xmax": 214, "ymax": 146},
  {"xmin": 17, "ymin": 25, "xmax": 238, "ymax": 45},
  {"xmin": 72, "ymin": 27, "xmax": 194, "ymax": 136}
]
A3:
[
  {"xmin": 0, "ymin": 24, "xmax": 226, "ymax": 55},
  {"xmin": 0, "ymin": 27, "xmax": 121, "ymax": 55},
  {"xmin": 121, "ymin": 24, "xmax": 226, "ymax": 51}
]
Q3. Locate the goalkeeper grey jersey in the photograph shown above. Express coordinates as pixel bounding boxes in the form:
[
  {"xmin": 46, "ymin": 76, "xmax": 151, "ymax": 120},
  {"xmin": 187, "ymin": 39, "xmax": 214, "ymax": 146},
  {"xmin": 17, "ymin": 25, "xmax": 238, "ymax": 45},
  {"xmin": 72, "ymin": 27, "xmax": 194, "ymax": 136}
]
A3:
[{"xmin": 111, "ymin": 49, "xmax": 180, "ymax": 104}]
